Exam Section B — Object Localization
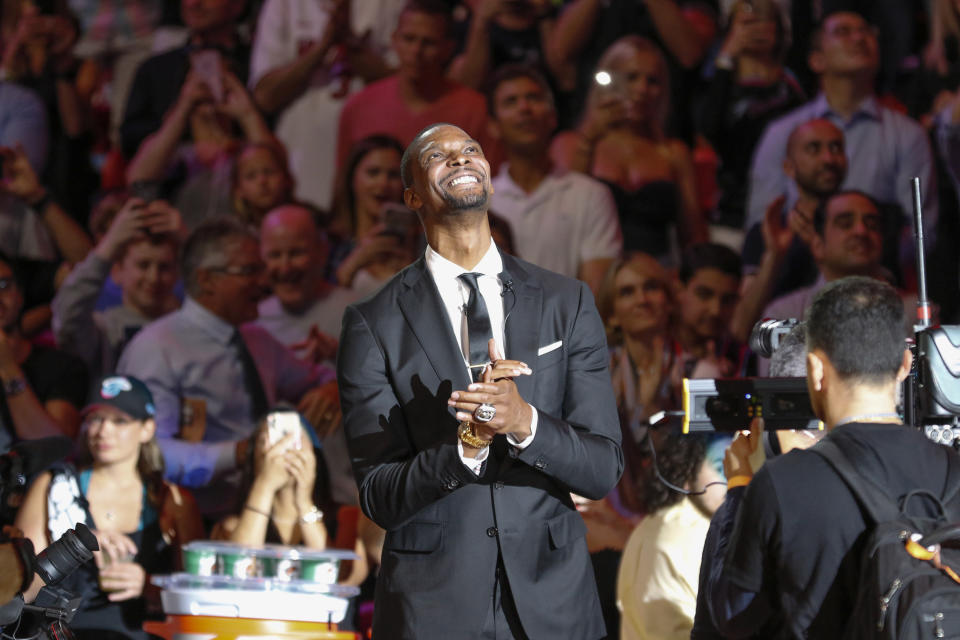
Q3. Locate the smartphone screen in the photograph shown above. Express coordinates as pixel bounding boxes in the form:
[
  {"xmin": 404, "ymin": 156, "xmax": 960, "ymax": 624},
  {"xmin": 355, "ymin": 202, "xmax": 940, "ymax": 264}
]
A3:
[
  {"xmin": 266, "ymin": 411, "xmax": 302, "ymax": 450},
  {"xmin": 192, "ymin": 49, "xmax": 224, "ymax": 103},
  {"xmin": 381, "ymin": 203, "xmax": 419, "ymax": 239}
]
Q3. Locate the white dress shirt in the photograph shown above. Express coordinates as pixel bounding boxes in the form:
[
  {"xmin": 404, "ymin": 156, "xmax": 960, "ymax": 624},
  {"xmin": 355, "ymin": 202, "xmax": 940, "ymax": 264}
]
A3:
[{"xmin": 424, "ymin": 240, "xmax": 537, "ymax": 473}]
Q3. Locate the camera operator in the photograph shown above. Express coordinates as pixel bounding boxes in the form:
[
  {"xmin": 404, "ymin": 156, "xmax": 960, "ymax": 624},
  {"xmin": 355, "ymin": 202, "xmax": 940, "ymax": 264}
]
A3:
[{"xmin": 702, "ymin": 277, "xmax": 960, "ymax": 637}]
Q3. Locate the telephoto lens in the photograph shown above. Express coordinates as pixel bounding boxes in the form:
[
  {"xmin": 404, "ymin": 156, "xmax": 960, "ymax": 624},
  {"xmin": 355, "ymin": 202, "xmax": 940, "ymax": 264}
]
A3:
[
  {"xmin": 749, "ymin": 318, "xmax": 800, "ymax": 358},
  {"xmin": 34, "ymin": 524, "xmax": 98, "ymax": 586}
]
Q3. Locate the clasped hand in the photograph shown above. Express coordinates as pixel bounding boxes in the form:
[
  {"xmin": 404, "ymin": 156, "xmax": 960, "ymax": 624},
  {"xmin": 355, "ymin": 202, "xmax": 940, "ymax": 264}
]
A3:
[{"xmin": 448, "ymin": 339, "xmax": 534, "ymax": 441}]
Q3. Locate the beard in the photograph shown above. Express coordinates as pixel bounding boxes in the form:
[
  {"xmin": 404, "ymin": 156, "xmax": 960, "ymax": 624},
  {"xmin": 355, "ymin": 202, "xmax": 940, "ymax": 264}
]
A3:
[{"xmin": 441, "ymin": 188, "xmax": 489, "ymax": 212}]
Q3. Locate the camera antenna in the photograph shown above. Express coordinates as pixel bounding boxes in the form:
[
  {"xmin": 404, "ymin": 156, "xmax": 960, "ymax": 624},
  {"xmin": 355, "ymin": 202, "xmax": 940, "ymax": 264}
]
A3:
[{"xmin": 911, "ymin": 177, "xmax": 932, "ymax": 330}]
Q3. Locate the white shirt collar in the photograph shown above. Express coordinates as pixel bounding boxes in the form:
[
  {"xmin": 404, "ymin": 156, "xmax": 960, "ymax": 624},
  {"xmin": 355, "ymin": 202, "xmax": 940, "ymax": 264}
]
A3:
[{"xmin": 424, "ymin": 237, "xmax": 503, "ymax": 282}]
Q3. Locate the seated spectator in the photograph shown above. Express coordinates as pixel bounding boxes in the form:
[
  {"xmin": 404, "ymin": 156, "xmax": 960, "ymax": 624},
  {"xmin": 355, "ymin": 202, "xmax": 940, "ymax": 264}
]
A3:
[
  {"xmin": 15, "ymin": 374, "xmax": 204, "ymax": 640},
  {"xmin": 125, "ymin": 63, "xmax": 276, "ymax": 230},
  {"xmin": 449, "ymin": 0, "xmax": 557, "ymax": 91},
  {"xmin": 897, "ymin": 0, "xmax": 960, "ymax": 122},
  {"xmin": 695, "ymin": 0, "xmax": 805, "ymax": 231},
  {"xmin": 249, "ymin": 0, "xmax": 399, "ymax": 211},
  {"xmin": 258, "ymin": 205, "xmax": 356, "ymax": 356},
  {"xmin": 68, "ymin": 0, "xmax": 164, "ymax": 141},
  {"xmin": 212, "ymin": 413, "xmax": 383, "ymax": 604},
  {"xmin": 116, "ymin": 218, "xmax": 336, "ymax": 519},
  {"xmin": 231, "ymin": 142, "xmax": 294, "ymax": 229},
  {"xmin": 488, "ymin": 64, "xmax": 621, "ymax": 296},
  {"xmin": 0, "ymin": 143, "xmax": 91, "ymax": 265},
  {"xmin": 335, "ymin": 0, "xmax": 498, "ymax": 173},
  {"xmin": 52, "ymin": 197, "xmax": 182, "ymax": 380},
  {"xmin": 548, "ymin": 0, "xmax": 716, "ymax": 131},
  {"xmin": 258, "ymin": 204, "xmax": 358, "ymax": 508},
  {"xmin": 0, "ymin": 0, "xmax": 97, "ymax": 225},
  {"xmin": 675, "ymin": 243, "xmax": 744, "ymax": 377},
  {"xmin": 579, "ymin": 253, "xmax": 676, "ymax": 637},
  {"xmin": 758, "ymin": 191, "xmax": 917, "ymax": 363},
  {"xmin": 746, "ymin": 11, "xmax": 936, "ymax": 276},
  {"xmin": 730, "ymin": 118, "xmax": 846, "ymax": 342},
  {"xmin": 212, "ymin": 414, "xmax": 327, "ymax": 550},
  {"xmin": 0, "ymin": 252, "xmax": 88, "ymax": 450},
  {"xmin": 330, "ymin": 135, "xmax": 421, "ymax": 294},
  {"xmin": 552, "ymin": 36, "xmax": 707, "ymax": 263},
  {"xmin": 600, "ymin": 253, "xmax": 679, "ymax": 437},
  {"xmin": 121, "ymin": 0, "xmax": 249, "ymax": 159},
  {"xmin": 617, "ymin": 431, "xmax": 727, "ymax": 640},
  {"xmin": 0, "ymin": 142, "xmax": 91, "ymax": 337}
]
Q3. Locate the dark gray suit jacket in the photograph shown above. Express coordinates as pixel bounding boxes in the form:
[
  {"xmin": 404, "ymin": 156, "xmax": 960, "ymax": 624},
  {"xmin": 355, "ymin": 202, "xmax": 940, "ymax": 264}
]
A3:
[{"xmin": 337, "ymin": 251, "xmax": 623, "ymax": 639}]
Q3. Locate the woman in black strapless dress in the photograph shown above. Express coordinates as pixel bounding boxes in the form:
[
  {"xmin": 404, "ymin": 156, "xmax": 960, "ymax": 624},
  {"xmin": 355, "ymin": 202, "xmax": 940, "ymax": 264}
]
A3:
[{"xmin": 552, "ymin": 36, "xmax": 708, "ymax": 264}]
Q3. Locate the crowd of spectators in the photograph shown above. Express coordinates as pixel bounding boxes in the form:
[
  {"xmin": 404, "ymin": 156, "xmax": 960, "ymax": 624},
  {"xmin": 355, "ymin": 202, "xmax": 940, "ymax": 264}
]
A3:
[{"xmin": 1, "ymin": 0, "xmax": 958, "ymax": 638}]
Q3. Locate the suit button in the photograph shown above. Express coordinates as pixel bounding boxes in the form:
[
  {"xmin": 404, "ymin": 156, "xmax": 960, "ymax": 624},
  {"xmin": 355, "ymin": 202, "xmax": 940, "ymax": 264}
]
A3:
[
  {"xmin": 486, "ymin": 527, "xmax": 498, "ymax": 537},
  {"xmin": 446, "ymin": 479, "xmax": 460, "ymax": 490},
  {"xmin": 493, "ymin": 481, "xmax": 504, "ymax": 490}
]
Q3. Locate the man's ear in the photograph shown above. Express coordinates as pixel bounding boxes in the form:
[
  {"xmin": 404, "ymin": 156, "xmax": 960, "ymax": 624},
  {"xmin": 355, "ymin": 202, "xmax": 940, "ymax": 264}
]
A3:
[
  {"xmin": 783, "ymin": 156, "xmax": 796, "ymax": 181},
  {"xmin": 403, "ymin": 187, "xmax": 422, "ymax": 213},
  {"xmin": 807, "ymin": 351, "xmax": 825, "ymax": 392},
  {"xmin": 896, "ymin": 348, "xmax": 913, "ymax": 384}
]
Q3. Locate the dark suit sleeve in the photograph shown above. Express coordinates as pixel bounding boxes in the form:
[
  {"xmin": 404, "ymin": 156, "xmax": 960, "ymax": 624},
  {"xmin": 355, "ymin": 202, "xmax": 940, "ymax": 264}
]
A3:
[
  {"xmin": 338, "ymin": 305, "xmax": 479, "ymax": 530},
  {"xmin": 515, "ymin": 282, "xmax": 623, "ymax": 500}
]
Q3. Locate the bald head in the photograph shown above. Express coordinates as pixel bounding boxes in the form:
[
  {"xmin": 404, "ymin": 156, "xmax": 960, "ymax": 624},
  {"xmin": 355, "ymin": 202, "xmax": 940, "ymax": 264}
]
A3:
[
  {"xmin": 260, "ymin": 205, "xmax": 329, "ymax": 313},
  {"xmin": 786, "ymin": 119, "xmax": 842, "ymax": 156},
  {"xmin": 262, "ymin": 204, "xmax": 320, "ymax": 236}
]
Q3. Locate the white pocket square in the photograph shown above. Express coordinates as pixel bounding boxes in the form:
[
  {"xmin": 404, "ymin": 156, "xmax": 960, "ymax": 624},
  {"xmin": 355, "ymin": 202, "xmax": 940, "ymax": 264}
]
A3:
[{"xmin": 538, "ymin": 340, "xmax": 562, "ymax": 356}]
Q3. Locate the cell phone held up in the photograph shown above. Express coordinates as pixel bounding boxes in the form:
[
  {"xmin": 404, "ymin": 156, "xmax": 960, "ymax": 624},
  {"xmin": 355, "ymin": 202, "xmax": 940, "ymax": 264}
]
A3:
[
  {"xmin": 266, "ymin": 411, "xmax": 302, "ymax": 451},
  {"xmin": 380, "ymin": 203, "xmax": 419, "ymax": 239},
  {"xmin": 191, "ymin": 49, "xmax": 224, "ymax": 103}
]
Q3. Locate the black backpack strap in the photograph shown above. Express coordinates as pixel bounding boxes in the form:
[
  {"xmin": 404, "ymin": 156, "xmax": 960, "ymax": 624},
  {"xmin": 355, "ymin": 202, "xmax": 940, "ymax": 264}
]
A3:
[
  {"xmin": 939, "ymin": 449, "xmax": 960, "ymax": 519},
  {"xmin": 810, "ymin": 438, "xmax": 900, "ymax": 525}
]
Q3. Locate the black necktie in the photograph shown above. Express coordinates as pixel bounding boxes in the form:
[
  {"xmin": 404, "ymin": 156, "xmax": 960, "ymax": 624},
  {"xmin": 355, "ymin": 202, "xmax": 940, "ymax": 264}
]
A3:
[
  {"xmin": 231, "ymin": 330, "xmax": 269, "ymax": 422},
  {"xmin": 459, "ymin": 272, "xmax": 494, "ymax": 382}
]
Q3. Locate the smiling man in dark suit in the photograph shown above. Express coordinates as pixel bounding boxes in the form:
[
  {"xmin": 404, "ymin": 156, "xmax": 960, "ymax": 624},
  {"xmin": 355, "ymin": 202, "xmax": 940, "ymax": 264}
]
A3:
[{"xmin": 337, "ymin": 123, "xmax": 623, "ymax": 639}]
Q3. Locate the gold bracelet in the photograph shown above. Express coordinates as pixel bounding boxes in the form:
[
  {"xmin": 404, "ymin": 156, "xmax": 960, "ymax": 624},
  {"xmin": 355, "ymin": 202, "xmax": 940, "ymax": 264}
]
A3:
[{"xmin": 458, "ymin": 421, "xmax": 492, "ymax": 449}]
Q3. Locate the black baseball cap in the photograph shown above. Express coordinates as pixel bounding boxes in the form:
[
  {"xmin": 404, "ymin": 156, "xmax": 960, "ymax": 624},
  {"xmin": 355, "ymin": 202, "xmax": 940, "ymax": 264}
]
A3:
[{"xmin": 83, "ymin": 375, "xmax": 156, "ymax": 421}]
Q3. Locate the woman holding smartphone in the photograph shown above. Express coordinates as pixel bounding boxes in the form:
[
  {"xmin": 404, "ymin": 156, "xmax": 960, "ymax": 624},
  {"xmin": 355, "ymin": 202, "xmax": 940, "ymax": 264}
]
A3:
[
  {"xmin": 15, "ymin": 375, "xmax": 203, "ymax": 640},
  {"xmin": 212, "ymin": 411, "xmax": 327, "ymax": 549},
  {"xmin": 327, "ymin": 135, "xmax": 420, "ymax": 293},
  {"xmin": 552, "ymin": 36, "xmax": 707, "ymax": 265}
]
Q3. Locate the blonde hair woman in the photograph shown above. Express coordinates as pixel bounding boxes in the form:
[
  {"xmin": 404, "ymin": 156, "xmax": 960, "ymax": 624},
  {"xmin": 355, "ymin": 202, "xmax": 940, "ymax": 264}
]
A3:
[{"xmin": 552, "ymin": 37, "xmax": 707, "ymax": 263}]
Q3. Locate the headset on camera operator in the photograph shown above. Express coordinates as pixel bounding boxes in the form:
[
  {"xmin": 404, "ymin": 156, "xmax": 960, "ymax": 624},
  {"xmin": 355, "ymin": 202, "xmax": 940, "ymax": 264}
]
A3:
[{"xmin": 701, "ymin": 276, "xmax": 960, "ymax": 638}]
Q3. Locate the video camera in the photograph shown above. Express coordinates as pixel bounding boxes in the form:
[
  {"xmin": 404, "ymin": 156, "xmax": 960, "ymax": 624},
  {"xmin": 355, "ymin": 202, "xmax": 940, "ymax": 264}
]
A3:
[{"xmin": 663, "ymin": 177, "xmax": 960, "ymax": 443}]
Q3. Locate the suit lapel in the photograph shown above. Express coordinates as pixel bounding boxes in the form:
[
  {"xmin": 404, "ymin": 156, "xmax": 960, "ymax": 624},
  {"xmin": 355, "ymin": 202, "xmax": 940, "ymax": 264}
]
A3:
[
  {"xmin": 501, "ymin": 253, "xmax": 541, "ymax": 405},
  {"xmin": 398, "ymin": 258, "xmax": 473, "ymax": 391}
]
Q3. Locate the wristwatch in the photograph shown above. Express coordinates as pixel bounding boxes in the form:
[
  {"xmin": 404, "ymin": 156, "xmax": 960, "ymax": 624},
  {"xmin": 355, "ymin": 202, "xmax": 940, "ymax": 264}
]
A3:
[
  {"xmin": 3, "ymin": 377, "xmax": 27, "ymax": 397},
  {"xmin": 458, "ymin": 421, "xmax": 491, "ymax": 449},
  {"xmin": 300, "ymin": 506, "xmax": 323, "ymax": 524}
]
